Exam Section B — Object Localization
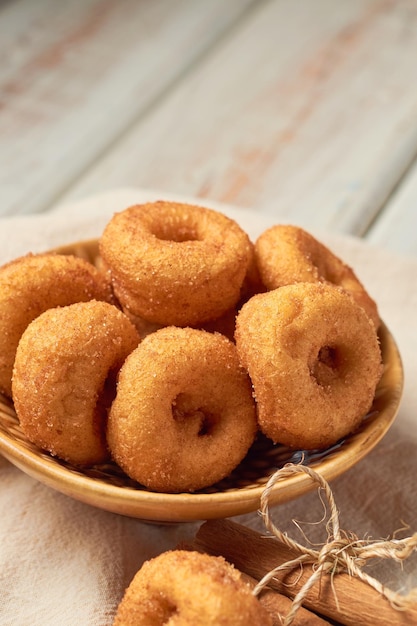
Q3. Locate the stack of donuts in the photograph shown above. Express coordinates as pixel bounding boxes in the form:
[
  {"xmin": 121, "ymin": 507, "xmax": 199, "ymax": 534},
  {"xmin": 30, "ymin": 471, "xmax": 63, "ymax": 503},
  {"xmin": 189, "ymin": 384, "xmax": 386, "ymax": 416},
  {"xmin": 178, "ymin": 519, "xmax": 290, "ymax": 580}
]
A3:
[{"xmin": 1, "ymin": 200, "xmax": 383, "ymax": 494}]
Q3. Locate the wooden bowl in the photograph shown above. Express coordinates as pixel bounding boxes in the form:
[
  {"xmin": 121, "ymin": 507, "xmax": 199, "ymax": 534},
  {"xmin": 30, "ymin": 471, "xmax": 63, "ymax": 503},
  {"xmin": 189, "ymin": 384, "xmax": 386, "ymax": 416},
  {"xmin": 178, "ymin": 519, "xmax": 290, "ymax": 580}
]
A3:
[{"xmin": 0, "ymin": 240, "xmax": 404, "ymax": 523}]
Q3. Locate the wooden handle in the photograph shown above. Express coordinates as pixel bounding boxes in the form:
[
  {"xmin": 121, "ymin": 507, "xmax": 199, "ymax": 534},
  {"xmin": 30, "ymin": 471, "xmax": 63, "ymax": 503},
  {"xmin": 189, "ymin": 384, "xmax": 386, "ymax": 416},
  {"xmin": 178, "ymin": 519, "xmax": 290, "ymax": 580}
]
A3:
[{"xmin": 194, "ymin": 519, "xmax": 417, "ymax": 626}]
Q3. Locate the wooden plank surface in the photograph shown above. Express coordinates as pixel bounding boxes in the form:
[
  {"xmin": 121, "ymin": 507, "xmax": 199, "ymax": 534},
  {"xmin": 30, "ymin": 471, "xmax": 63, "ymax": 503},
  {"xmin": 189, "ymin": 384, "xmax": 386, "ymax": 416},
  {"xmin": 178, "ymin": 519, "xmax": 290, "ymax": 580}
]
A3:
[
  {"xmin": 0, "ymin": 0, "xmax": 256, "ymax": 216},
  {"xmin": 2, "ymin": 0, "xmax": 417, "ymax": 259},
  {"xmin": 366, "ymin": 159, "xmax": 417, "ymax": 257},
  {"xmin": 56, "ymin": 0, "xmax": 417, "ymax": 239}
]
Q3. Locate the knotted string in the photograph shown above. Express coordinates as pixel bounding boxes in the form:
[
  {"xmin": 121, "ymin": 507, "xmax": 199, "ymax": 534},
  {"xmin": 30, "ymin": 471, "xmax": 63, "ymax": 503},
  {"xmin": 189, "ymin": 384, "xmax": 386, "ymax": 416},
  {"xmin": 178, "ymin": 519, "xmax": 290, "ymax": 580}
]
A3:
[{"xmin": 252, "ymin": 463, "xmax": 417, "ymax": 626}]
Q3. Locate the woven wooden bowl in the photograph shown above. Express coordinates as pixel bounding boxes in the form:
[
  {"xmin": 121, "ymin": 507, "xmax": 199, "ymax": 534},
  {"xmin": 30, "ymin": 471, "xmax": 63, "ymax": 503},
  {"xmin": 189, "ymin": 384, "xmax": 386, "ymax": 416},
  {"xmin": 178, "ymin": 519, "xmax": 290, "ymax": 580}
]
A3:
[{"xmin": 0, "ymin": 240, "xmax": 404, "ymax": 523}]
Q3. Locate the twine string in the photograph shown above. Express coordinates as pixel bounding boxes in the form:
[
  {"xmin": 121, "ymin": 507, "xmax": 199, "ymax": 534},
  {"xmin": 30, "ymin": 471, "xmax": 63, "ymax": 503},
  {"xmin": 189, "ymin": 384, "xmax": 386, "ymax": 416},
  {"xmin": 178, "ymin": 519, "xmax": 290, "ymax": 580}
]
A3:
[{"xmin": 252, "ymin": 463, "xmax": 417, "ymax": 626}]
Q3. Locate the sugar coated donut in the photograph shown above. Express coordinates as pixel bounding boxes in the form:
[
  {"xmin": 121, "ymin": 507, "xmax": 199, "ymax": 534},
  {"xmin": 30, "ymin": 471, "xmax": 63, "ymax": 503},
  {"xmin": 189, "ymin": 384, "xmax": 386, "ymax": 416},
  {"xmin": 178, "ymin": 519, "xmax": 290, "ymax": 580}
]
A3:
[
  {"xmin": 0, "ymin": 253, "xmax": 113, "ymax": 397},
  {"xmin": 107, "ymin": 326, "xmax": 257, "ymax": 492},
  {"xmin": 254, "ymin": 225, "xmax": 379, "ymax": 327},
  {"xmin": 113, "ymin": 550, "xmax": 272, "ymax": 626},
  {"xmin": 99, "ymin": 201, "xmax": 253, "ymax": 326},
  {"xmin": 235, "ymin": 282, "xmax": 383, "ymax": 450},
  {"xmin": 12, "ymin": 300, "xmax": 140, "ymax": 466}
]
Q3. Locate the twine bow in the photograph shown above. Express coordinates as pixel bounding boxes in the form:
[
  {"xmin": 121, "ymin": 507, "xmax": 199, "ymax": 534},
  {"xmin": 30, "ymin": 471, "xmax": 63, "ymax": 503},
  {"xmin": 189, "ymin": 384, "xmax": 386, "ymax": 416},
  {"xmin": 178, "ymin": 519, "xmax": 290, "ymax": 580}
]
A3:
[{"xmin": 252, "ymin": 463, "xmax": 417, "ymax": 626}]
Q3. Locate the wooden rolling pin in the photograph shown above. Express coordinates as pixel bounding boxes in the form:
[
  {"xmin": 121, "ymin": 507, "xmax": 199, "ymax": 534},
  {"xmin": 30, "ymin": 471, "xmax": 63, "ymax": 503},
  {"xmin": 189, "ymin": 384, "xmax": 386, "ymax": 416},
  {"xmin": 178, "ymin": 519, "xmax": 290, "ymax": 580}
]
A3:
[{"xmin": 192, "ymin": 519, "xmax": 417, "ymax": 626}]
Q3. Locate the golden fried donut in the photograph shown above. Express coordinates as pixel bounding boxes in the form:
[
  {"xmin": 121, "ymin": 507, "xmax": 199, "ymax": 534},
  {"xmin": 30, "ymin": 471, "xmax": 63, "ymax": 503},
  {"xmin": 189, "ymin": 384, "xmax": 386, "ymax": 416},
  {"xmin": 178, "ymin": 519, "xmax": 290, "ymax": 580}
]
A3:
[
  {"xmin": 254, "ymin": 225, "xmax": 379, "ymax": 327},
  {"xmin": 107, "ymin": 326, "xmax": 257, "ymax": 492},
  {"xmin": 0, "ymin": 253, "xmax": 113, "ymax": 397},
  {"xmin": 99, "ymin": 201, "xmax": 253, "ymax": 326},
  {"xmin": 113, "ymin": 550, "xmax": 272, "ymax": 626},
  {"xmin": 235, "ymin": 282, "xmax": 383, "ymax": 450},
  {"xmin": 12, "ymin": 300, "xmax": 139, "ymax": 466}
]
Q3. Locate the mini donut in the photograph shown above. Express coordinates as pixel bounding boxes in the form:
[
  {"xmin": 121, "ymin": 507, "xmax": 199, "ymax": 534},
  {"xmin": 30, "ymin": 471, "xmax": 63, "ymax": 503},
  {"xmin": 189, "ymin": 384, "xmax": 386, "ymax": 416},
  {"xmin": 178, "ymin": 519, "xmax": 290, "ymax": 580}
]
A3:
[
  {"xmin": 99, "ymin": 201, "xmax": 253, "ymax": 326},
  {"xmin": 235, "ymin": 282, "xmax": 383, "ymax": 450},
  {"xmin": 254, "ymin": 225, "xmax": 379, "ymax": 327},
  {"xmin": 113, "ymin": 550, "xmax": 272, "ymax": 626},
  {"xmin": 12, "ymin": 300, "xmax": 140, "ymax": 466},
  {"xmin": 0, "ymin": 253, "xmax": 113, "ymax": 397},
  {"xmin": 107, "ymin": 326, "xmax": 257, "ymax": 492}
]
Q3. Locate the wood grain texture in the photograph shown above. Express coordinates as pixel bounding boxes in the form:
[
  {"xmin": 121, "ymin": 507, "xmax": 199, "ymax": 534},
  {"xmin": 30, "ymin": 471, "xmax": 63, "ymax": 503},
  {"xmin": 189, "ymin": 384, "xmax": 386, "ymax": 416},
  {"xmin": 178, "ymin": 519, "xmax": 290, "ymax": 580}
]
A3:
[
  {"xmin": 0, "ymin": 0, "xmax": 256, "ymax": 216},
  {"xmin": 58, "ymin": 0, "xmax": 417, "ymax": 238},
  {"xmin": 366, "ymin": 158, "xmax": 417, "ymax": 257},
  {"xmin": 194, "ymin": 519, "xmax": 417, "ymax": 626},
  {"xmin": 2, "ymin": 0, "xmax": 417, "ymax": 259}
]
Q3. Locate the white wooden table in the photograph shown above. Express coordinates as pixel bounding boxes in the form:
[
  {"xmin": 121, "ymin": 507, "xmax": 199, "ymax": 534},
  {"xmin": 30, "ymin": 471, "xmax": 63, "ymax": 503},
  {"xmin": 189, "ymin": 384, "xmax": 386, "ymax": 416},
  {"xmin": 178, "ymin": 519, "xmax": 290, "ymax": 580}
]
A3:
[{"xmin": 1, "ymin": 0, "xmax": 417, "ymax": 258}]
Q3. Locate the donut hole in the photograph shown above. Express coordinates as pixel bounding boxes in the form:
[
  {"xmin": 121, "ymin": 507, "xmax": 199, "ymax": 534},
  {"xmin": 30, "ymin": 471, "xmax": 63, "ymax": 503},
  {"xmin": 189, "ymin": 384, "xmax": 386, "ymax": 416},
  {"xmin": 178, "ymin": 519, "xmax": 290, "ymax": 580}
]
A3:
[
  {"xmin": 172, "ymin": 392, "xmax": 217, "ymax": 437},
  {"xmin": 197, "ymin": 414, "xmax": 216, "ymax": 437},
  {"xmin": 149, "ymin": 221, "xmax": 201, "ymax": 243},
  {"xmin": 149, "ymin": 595, "xmax": 178, "ymax": 624},
  {"xmin": 310, "ymin": 345, "xmax": 347, "ymax": 387}
]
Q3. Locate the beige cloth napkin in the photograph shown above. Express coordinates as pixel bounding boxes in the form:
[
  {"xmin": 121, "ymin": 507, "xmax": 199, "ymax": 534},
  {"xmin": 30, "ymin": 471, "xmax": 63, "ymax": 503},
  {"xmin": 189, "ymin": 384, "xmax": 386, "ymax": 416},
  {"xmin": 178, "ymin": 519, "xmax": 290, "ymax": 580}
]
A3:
[{"xmin": 1, "ymin": 188, "xmax": 416, "ymax": 625}]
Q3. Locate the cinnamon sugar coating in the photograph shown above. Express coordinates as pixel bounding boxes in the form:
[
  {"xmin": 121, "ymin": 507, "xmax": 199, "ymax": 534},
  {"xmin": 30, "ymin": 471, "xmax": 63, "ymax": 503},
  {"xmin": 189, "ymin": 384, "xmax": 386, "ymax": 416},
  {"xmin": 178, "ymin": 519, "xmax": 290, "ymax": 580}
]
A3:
[
  {"xmin": 12, "ymin": 300, "xmax": 139, "ymax": 466},
  {"xmin": 235, "ymin": 282, "xmax": 383, "ymax": 450},
  {"xmin": 99, "ymin": 201, "xmax": 253, "ymax": 327},
  {"xmin": 107, "ymin": 326, "xmax": 257, "ymax": 492},
  {"xmin": 113, "ymin": 550, "xmax": 272, "ymax": 626},
  {"xmin": 255, "ymin": 225, "xmax": 379, "ymax": 328},
  {"xmin": 0, "ymin": 253, "xmax": 113, "ymax": 397}
]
